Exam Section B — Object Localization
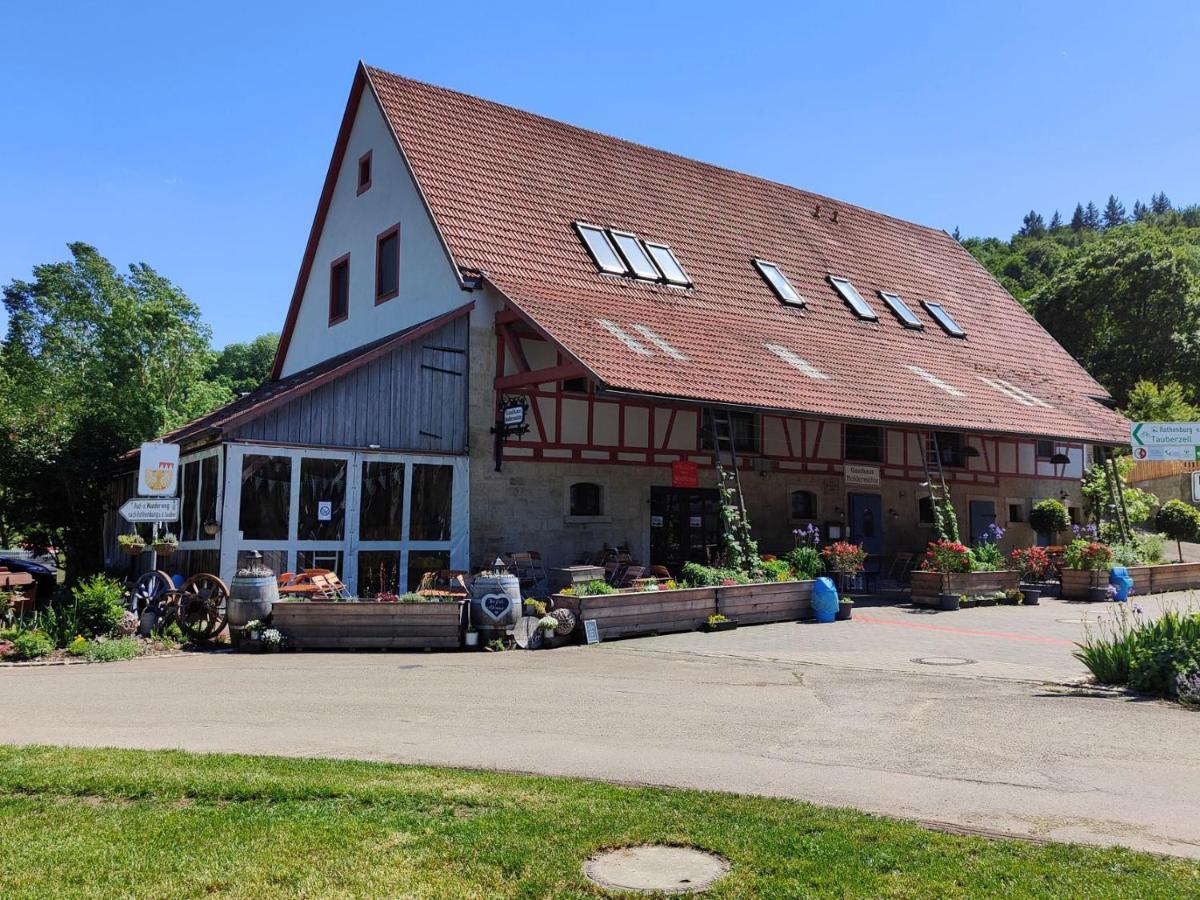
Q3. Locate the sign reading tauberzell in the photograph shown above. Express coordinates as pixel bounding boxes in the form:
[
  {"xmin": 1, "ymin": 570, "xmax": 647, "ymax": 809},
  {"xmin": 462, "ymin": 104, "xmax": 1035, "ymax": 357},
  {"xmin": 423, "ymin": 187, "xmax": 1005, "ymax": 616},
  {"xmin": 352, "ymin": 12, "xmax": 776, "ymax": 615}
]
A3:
[
  {"xmin": 120, "ymin": 497, "xmax": 180, "ymax": 523},
  {"xmin": 1130, "ymin": 423, "xmax": 1200, "ymax": 461}
]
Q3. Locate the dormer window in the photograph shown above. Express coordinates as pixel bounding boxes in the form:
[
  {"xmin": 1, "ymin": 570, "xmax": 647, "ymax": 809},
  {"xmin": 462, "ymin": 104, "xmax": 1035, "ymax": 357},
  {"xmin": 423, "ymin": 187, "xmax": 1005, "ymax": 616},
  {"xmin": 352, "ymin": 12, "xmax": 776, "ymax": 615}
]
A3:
[
  {"xmin": 754, "ymin": 260, "xmax": 804, "ymax": 306},
  {"xmin": 923, "ymin": 300, "xmax": 966, "ymax": 337},
  {"xmin": 610, "ymin": 231, "xmax": 662, "ymax": 280},
  {"xmin": 575, "ymin": 223, "xmax": 628, "ymax": 275},
  {"xmin": 357, "ymin": 151, "xmax": 372, "ymax": 195},
  {"xmin": 828, "ymin": 276, "xmax": 877, "ymax": 320}
]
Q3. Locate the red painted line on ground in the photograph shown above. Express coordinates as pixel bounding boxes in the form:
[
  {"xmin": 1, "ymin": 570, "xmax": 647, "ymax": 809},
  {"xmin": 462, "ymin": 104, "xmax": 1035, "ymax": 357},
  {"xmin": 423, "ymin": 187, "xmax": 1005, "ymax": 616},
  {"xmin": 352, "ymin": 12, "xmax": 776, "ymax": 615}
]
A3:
[{"xmin": 854, "ymin": 615, "xmax": 1076, "ymax": 646}]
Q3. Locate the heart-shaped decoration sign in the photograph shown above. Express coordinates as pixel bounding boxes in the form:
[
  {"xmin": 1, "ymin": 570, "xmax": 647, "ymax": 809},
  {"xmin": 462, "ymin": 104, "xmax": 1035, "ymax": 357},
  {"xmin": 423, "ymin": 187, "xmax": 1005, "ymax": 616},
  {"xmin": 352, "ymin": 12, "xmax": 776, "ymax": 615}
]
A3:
[{"xmin": 481, "ymin": 593, "xmax": 511, "ymax": 620}]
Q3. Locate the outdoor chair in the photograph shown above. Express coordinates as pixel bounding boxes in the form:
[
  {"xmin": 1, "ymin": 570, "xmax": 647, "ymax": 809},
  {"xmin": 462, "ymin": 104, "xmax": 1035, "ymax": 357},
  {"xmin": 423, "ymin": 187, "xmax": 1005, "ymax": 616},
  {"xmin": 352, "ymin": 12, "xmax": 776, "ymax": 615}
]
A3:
[
  {"xmin": 615, "ymin": 565, "xmax": 645, "ymax": 588},
  {"xmin": 0, "ymin": 571, "xmax": 36, "ymax": 617}
]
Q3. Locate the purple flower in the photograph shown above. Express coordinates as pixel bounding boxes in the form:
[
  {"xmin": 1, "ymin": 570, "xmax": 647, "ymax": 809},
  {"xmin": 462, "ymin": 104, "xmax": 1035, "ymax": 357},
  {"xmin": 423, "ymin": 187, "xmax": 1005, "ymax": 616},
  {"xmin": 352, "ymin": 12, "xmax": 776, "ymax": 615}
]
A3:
[
  {"xmin": 982, "ymin": 522, "xmax": 1005, "ymax": 543},
  {"xmin": 1072, "ymin": 523, "xmax": 1100, "ymax": 541},
  {"xmin": 1132, "ymin": 602, "xmax": 1144, "ymax": 615}
]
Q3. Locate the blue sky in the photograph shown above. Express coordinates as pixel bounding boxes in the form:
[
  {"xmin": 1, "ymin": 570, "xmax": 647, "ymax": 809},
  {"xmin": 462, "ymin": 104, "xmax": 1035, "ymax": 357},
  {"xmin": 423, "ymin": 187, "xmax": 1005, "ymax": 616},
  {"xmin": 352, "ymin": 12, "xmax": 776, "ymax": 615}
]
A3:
[{"xmin": 2, "ymin": 1, "xmax": 1197, "ymax": 348}]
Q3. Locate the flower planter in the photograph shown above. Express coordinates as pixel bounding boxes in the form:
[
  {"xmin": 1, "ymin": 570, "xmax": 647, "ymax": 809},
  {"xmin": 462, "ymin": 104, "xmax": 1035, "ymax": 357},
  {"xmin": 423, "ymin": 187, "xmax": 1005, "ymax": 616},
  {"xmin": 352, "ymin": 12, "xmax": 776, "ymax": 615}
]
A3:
[
  {"xmin": 270, "ymin": 599, "xmax": 464, "ymax": 650},
  {"xmin": 1149, "ymin": 561, "xmax": 1200, "ymax": 594},
  {"xmin": 1087, "ymin": 586, "xmax": 1110, "ymax": 602},
  {"xmin": 151, "ymin": 543, "xmax": 177, "ymax": 557},
  {"xmin": 120, "ymin": 544, "xmax": 145, "ymax": 556},
  {"xmin": 836, "ymin": 602, "xmax": 853, "ymax": 621},
  {"xmin": 911, "ymin": 571, "xmax": 1019, "ymax": 607},
  {"xmin": 703, "ymin": 618, "xmax": 738, "ymax": 633},
  {"xmin": 715, "ymin": 580, "xmax": 814, "ymax": 625},
  {"xmin": 939, "ymin": 592, "xmax": 961, "ymax": 611},
  {"xmin": 1020, "ymin": 586, "xmax": 1041, "ymax": 605},
  {"xmin": 1060, "ymin": 569, "xmax": 1105, "ymax": 599},
  {"xmin": 572, "ymin": 587, "xmax": 717, "ymax": 641}
]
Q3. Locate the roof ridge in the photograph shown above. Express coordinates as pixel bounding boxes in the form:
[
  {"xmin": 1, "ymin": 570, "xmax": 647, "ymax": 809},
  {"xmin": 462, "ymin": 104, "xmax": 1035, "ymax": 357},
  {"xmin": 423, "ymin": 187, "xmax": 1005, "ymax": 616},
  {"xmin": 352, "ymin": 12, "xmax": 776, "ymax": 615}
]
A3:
[{"xmin": 364, "ymin": 63, "xmax": 950, "ymax": 240}]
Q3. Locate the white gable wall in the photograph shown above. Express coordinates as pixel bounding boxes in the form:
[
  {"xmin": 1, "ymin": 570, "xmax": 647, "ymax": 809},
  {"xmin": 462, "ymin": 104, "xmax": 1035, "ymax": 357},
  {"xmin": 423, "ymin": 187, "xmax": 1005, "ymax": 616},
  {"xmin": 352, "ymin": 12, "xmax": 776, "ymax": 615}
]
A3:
[{"xmin": 280, "ymin": 87, "xmax": 466, "ymax": 377}]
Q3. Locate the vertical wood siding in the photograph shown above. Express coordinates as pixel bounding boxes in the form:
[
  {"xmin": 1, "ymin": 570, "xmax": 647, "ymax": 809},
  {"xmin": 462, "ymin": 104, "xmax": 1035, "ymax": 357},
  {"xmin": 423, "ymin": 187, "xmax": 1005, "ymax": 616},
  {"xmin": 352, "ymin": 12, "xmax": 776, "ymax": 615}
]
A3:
[{"xmin": 230, "ymin": 317, "xmax": 468, "ymax": 452}]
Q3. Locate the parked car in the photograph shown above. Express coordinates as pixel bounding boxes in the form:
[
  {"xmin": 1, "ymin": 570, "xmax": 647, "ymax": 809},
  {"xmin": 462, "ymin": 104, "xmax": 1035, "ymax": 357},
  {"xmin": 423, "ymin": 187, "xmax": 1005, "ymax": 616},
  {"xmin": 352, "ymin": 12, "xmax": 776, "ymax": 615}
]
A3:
[{"xmin": 0, "ymin": 556, "xmax": 58, "ymax": 600}]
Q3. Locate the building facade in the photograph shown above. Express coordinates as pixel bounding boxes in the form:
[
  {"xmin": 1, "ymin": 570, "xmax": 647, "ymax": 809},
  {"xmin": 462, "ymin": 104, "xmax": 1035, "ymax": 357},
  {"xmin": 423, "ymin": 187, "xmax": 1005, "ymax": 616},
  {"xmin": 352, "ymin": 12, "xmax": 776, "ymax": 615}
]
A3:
[{"xmin": 106, "ymin": 63, "xmax": 1129, "ymax": 591}]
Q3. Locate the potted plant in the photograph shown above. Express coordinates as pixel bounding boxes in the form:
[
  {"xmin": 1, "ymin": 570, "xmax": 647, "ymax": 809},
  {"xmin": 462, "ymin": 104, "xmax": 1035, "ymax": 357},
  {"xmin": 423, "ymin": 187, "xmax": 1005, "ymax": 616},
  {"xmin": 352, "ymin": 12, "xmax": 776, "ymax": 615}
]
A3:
[
  {"xmin": 704, "ymin": 613, "xmax": 738, "ymax": 632},
  {"xmin": 820, "ymin": 541, "xmax": 867, "ymax": 593},
  {"xmin": 118, "ymin": 534, "xmax": 145, "ymax": 556},
  {"xmin": 464, "ymin": 629, "xmax": 480, "ymax": 647},
  {"xmin": 836, "ymin": 598, "xmax": 854, "ymax": 621},
  {"xmin": 151, "ymin": 532, "xmax": 178, "ymax": 556},
  {"xmin": 1002, "ymin": 589, "xmax": 1022, "ymax": 605},
  {"xmin": 1009, "ymin": 546, "xmax": 1049, "ymax": 605},
  {"xmin": 1063, "ymin": 539, "xmax": 1115, "ymax": 601},
  {"xmin": 1029, "ymin": 499, "xmax": 1070, "ymax": 546},
  {"xmin": 939, "ymin": 592, "xmax": 961, "ymax": 611}
]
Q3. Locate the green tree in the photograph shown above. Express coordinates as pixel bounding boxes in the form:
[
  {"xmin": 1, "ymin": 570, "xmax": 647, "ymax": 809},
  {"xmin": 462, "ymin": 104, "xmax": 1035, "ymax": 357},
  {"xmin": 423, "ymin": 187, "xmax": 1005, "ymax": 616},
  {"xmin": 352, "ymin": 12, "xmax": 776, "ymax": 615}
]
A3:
[
  {"xmin": 1029, "ymin": 499, "xmax": 1070, "ymax": 543},
  {"xmin": 1031, "ymin": 227, "xmax": 1200, "ymax": 405},
  {"xmin": 1019, "ymin": 210, "xmax": 1046, "ymax": 237},
  {"xmin": 1151, "ymin": 192, "xmax": 1172, "ymax": 215},
  {"xmin": 1103, "ymin": 195, "xmax": 1126, "ymax": 229},
  {"xmin": 1080, "ymin": 455, "xmax": 1157, "ymax": 534},
  {"xmin": 1133, "ymin": 199, "xmax": 1149, "ymax": 221},
  {"xmin": 1122, "ymin": 381, "xmax": 1199, "ymax": 422},
  {"xmin": 1048, "ymin": 210, "xmax": 1063, "ymax": 230},
  {"xmin": 0, "ymin": 243, "xmax": 230, "ymax": 580},
  {"xmin": 1070, "ymin": 203, "xmax": 1086, "ymax": 231},
  {"xmin": 1083, "ymin": 201, "xmax": 1102, "ymax": 230},
  {"xmin": 1157, "ymin": 499, "xmax": 1200, "ymax": 562},
  {"xmin": 206, "ymin": 332, "xmax": 279, "ymax": 396}
]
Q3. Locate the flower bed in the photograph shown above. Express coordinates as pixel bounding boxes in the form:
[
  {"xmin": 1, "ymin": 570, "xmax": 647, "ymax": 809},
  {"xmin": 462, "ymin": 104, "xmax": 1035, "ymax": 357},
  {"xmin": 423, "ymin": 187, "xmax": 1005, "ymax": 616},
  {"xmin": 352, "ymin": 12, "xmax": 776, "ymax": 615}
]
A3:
[
  {"xmin": 715, "ymin": 581, "xmax": 814, "ymax": 625},
  {"xmin": 911, "ymin": 570, "xmax": 1019, "ymax": 606},
  {"xmin": 569, "ymin": 587, "xmax": 717, "ymax": 641},
  {"xmin": 271, "ymin": 599, "xmax": 465, "ymax": 650},
  {"xmin": 1062, "ymin": 562, "xmax": 1200, "ymax": 599}
]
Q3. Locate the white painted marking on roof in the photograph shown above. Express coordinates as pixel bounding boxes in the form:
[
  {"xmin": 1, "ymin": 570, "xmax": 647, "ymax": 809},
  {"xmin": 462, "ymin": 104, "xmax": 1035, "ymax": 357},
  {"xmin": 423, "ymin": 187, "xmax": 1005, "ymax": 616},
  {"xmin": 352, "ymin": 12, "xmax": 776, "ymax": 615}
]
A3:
[
  {"xmin": 907, "ymin": 365, "xmax": 964, "ymax": 397},
  {"xmin": 595, "ymin": 319, "xmax": 652, "ymax": 356},
  {"xmin": 630, "ymin": 324, "xmax": 689, "ymax": 361},
  {"xmin": 997, "ymin": 378, "xmax": 1052, "ymax": 408},
  {"xmin": 765, "ymin": 344, "xmax": 829, "ymax": 380}
]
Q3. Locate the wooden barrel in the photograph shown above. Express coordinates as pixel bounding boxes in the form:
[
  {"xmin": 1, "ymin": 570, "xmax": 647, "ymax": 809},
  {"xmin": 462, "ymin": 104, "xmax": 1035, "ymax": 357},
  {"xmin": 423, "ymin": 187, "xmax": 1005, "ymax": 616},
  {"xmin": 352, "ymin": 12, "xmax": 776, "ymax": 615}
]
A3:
[
  {"xmin": 228, "ymin": 574, "xmax": 279, "ymax": 626},
  {"xmin": 468, "ymin": 572, "xmax": 521, "ymax": 640}
]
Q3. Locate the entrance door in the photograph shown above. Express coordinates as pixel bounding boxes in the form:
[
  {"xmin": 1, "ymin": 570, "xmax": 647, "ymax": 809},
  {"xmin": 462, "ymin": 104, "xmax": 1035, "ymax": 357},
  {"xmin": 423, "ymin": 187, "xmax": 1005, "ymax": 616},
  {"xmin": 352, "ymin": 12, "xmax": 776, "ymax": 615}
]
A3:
[
  {"xmin": 847, "ymin": 492, "xmax": 883, "ymax": 555},
  {"xmin": 969, "ymin": 500, "xmax": 997, "ymax": 545},
  {"xmin": 650, "ymin": 487, "xmax": 720, "ymax": 574}
]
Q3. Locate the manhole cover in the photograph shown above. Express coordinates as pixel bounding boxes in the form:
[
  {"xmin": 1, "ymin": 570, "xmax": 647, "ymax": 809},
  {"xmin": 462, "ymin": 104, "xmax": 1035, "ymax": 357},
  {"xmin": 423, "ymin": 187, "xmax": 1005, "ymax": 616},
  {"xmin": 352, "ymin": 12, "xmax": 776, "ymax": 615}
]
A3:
[
  {"xmin": 911, "ymin": 656, "xmax": 977, "ymax": 667},
  {"xmin": 584, "ymin": 845, "xmax": 729, "ymax": 894}
]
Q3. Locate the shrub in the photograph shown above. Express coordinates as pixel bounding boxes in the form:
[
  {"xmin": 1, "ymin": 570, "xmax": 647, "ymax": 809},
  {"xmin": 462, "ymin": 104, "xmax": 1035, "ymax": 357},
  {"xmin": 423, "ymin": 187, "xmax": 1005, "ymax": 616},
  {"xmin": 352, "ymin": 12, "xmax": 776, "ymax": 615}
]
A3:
[
  {"xmin": 397, "ymin": 592, "xmax": 434, "ymax": 603},
  {"xmin": 67, "ymin": 636, "xmax": 89, "ymax": 657},
  {"xmin": 1029, "ymin": 499, "xmax": 1070, "ymax": 539},
  {"xmin": 575, "ymin": 579, "xmax": 616, "ymax": 597},
  {"xmin": 820, "ymin": 542, "xmax": 867, "ymax": 574},
  {"xmin": 1076, "ymin": 607, "xmax": 1200, "ymax": 692},
  {"xmin": 11, "ymin": 630, "xmax": 54, "ymax": 660},
  {"xmin": 680, "ymin": 563, "xmax": 749, "ymax": 587},
  {"xmin": 85, "ymin": 637, "xmax": 141, "ymax": 663},
  {"xmin": 783, "ymin": 547, "xmax": 823, "ymax": 580},
  {"xmin": 1129, "ymin": 638, "xmax": 1197, "ymax": 697},
  {"xmin": 970, "ymin": 541, "xmax": 1005, "ymax": 571},
  {"xmin": 72, "ymin": 575, "xmax": 127, "ymax": 638},
  {"xmin": 920, "ymin": 540, "xmax": 972, "ymax": 574},
  {"xmin": 1009, "ymin": 546, "xmax": 1050, "ymax": 581},
  {"xmin": 1157, "ymin": 500, "xmax": 1200, "ymax": 562},
  {"xmin": 758, "ymin": 559, "xmax": 792, "ymax": 582},
  {"xmin": 1063, "ymin": 540, "xmax": 1113, "ymax": 572}
]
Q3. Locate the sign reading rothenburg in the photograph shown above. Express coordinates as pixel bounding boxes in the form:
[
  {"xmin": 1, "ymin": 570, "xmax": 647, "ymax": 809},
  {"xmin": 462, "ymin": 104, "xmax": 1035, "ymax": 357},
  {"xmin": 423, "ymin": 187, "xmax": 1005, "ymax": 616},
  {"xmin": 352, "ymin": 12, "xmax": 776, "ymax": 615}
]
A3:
[
  {"xmin": 119, "ymin": 497, "xmax": 180, "ymax": 523},
  {"xmin": 1130, "ymin": 422, "xmax": 1200, "ymax": 461}
]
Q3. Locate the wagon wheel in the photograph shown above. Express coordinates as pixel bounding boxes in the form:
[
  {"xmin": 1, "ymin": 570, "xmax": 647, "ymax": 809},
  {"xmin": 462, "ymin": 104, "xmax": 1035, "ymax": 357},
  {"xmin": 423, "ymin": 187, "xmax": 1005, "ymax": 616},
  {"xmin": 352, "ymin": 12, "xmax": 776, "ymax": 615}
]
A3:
[
  {"xmin": 129, "ymin": 570, "xmax": 174, "ymax": 614},
  {"xmin": 177, "ymin": 573, "xmax": 230, "ymax": 643}
]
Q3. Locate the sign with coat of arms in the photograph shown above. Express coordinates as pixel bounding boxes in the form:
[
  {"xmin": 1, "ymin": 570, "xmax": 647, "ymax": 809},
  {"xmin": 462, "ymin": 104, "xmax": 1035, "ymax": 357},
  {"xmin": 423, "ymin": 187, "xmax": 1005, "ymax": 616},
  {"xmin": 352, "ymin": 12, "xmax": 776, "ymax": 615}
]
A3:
[{"xmin": 138, "ymin": 442, "xmax": 180, "ymax": 497}]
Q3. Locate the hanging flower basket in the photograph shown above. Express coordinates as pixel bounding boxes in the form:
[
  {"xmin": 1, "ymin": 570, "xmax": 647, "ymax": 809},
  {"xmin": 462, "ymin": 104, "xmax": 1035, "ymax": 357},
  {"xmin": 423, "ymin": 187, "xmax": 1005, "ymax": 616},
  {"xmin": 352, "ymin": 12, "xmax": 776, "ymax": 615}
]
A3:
[
  {"xmin": 118, "ymin": 536, "xmax": 146, "ymax": 556},
  {"xmin": 152, "ymin": 542, "xmax": 177, "ymax": 557}
]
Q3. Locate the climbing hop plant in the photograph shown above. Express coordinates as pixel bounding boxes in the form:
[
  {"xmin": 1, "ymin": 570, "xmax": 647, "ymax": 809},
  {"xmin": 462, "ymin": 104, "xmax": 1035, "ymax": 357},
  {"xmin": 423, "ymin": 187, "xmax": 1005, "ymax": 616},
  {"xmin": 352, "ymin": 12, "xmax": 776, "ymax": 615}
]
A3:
[{"xmin": 715, "ymin": 464, "xmax": 759, "ymax": 574}]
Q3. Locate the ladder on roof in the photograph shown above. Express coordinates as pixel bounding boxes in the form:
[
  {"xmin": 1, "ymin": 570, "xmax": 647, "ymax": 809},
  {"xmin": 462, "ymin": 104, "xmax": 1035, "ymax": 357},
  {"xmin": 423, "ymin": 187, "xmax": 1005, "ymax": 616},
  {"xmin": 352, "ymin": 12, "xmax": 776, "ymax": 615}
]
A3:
[{"xmin": 708, "ymin": 408, "xmax": 747, "ymax": 522}]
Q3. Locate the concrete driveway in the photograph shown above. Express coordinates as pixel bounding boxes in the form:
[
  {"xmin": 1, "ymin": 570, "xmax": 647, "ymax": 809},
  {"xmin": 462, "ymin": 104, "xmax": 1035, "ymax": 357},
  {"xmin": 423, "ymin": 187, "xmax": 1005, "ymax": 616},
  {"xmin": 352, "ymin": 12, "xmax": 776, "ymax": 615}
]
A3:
[{"xmin": 3, "ymin": 595, "xmax": 1199, "ymax": 859}]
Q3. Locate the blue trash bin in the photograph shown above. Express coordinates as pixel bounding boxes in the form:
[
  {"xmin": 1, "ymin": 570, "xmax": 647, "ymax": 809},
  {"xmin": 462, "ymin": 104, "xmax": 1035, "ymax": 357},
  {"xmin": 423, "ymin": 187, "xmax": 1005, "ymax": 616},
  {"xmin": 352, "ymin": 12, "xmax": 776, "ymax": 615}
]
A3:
[
  {"xmin": 812, "ymin": 577, "xmax": 839, "ymax": 623},
  {"xmin": 1109, "ymin": 566, "xmax": 1133, "ymax": 602}
]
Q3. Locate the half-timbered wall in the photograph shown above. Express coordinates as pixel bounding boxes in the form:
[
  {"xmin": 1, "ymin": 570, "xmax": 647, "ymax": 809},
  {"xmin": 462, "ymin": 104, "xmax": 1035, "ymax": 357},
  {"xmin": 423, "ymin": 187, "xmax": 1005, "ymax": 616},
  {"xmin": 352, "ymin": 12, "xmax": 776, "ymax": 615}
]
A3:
[{"xmin": 230, "ymin": 315, "xmax": 468, "ymax": 454}]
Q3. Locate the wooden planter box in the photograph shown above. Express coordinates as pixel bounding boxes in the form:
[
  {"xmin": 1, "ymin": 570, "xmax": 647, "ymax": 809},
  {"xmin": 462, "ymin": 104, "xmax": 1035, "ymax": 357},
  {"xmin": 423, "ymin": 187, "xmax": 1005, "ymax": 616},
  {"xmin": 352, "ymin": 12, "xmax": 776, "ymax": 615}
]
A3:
[
  {"xmin": 271, "ymin": 600, "xmax": 464, "ymax": 650},
  {"xmin": 1060, "ymin": 569, "xmax": 1105, "ymax": 599},
  {"xmin": 1149, "ymin": 561, "xmax": 1200, "ymax": 594},
  {"xmin": 911, "ymin": 571, "xmax": 1019, "ymax": 606},
  {"xmin": 575, "ymin": 587, "xmax": 717, "ymax": 641},
  {"xmin": 716, "ymin": 580, "xmax": 814, "ymax": 624}
]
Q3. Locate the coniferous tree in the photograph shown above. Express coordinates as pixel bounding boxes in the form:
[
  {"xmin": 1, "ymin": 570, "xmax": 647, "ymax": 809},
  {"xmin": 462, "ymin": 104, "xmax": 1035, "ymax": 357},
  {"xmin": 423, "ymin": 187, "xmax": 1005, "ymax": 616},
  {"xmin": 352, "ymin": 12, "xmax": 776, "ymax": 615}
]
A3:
[
  {"xmin": 1133, "ymin": 199, "xmax": 1149, "ymax": 221},
  {"xmin": 1070, "ymin": 203, "xmax": 1086, "ymax": 231},
  {"xmin": 1103, "ymin": 195, "xmax": 1126, "ymax": 229},
  {"xmin": 1019, "ymin": 210, "xmax": 1046, "ymax": 237},
  {"xmin": 1083, "ymin": 201, "xmax": 1102, "ymax": 230},
  {"xmin": 1151, "ymin": 192, "xmax": 1172, "ymax": 214},
  {"xmin": 1048, "ymin": 210, "xmax": 1063, "ymax": 230}
]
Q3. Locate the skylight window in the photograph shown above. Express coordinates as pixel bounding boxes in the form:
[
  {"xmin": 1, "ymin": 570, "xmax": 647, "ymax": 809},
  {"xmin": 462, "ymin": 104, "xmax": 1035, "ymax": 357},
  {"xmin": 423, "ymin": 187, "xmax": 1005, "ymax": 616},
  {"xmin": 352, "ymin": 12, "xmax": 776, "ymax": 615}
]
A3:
[
  {"xmin": 575, "ymin": 223, "xmax": 628, "ymax": 275},
  {"xmin": 754, "ymin": 260, "xmax": 804, "ymax": 306},
  {"xmin": 879, "ymin": 291, "xmax": 923, "ymax": 329},
  {"xmin": 644, "ymin": 242, "xmax": 690, "ymax": 286},
  {"xmin": 610, "ymin": 231, "xmax": 662, "ymax": 280},
  {"xmin": 923, "ymin": 300, "xmax": 966, "ymax": 337},
  {"xmin": 828, "ymin": 276, "xmax": 877, "ymax": 320}
]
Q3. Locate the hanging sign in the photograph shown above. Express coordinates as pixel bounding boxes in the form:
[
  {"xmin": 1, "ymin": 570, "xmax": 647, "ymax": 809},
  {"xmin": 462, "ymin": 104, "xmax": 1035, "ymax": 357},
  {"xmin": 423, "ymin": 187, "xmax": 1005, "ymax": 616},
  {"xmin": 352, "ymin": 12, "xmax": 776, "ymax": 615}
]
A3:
[
  {"xmin": 650, "ymin": 515, "xmax": 664, "ymax": 528},
  {"xmin": 844, "ymin": 464, "xmax": 881, "ymax": 487},
  {"xmin": 138, "ymin": 442, "xmax": 180, "ymax": 496},
  {"xmin": 120, "ymin": 497, "xmax": 180, "ymax": 523},
  {"xmin": 671, "ymin": 460, "xmax": 699, "ymax": 488}
]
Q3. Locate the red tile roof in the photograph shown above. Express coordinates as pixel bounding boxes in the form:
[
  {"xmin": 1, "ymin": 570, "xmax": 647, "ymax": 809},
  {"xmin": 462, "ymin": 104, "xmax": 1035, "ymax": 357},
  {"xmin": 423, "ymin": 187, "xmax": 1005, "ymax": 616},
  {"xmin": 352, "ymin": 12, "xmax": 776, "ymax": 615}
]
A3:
[{"xmin": 363, "ymin": 65, "xmax": 1128, "ymax": 444}]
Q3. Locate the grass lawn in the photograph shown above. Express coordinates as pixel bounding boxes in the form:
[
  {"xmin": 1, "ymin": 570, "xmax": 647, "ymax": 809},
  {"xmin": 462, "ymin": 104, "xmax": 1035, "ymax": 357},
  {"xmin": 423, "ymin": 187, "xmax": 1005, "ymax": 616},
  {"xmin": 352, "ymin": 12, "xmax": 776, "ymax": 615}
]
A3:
[{"xmin": 1, "ymin": 745, "xmax": 1197, "ymax": 898}]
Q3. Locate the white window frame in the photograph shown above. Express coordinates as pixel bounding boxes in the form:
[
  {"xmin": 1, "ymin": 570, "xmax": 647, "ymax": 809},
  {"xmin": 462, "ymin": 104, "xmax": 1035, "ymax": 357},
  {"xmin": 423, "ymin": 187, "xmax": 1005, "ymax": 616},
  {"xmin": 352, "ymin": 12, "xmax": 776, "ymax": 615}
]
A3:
[
  {"xmin": 574, "ymin": 223, "xmax": 629, "ymax": 275},
  {"xmin": 610, "ymin": 230, "xmax": 663, "ymax": 281},
  {"xmin": 218, "ymin": 443, "xmax": 468, "ymax": 594},
  {"xmin": 879, "ymin": 291, "xmax": 923, "ymax": 329},
  {"xmin": 828, "ymin": 276, "xmax": 877, "ymax": 320},
  {"xmin": 177, "ymin": 446, "xmax": 223, "ymax": 551},
  {"xmin": 923, "ymin": 299, "xmax": 966, "ymax": 337},
  {"xmin": 754, "ymin": 259, "xmax": 804, "ymax": 306},
  {"xmin": 644, "ymin": 242, "xmax": 691, "ymax": 286}
]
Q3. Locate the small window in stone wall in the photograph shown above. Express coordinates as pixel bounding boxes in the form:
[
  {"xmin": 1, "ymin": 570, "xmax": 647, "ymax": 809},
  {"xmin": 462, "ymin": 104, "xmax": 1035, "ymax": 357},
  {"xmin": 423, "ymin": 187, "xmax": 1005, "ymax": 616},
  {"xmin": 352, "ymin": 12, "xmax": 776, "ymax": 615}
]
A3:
[
  {"xmin": 790, "ymin": 490, "xmax": 817, "ymax": 520},
  {"xmin": 918, "ymin": 496, "xmax": 936, "ymax": 527},
  {"xmin": 1008, "ymin": 502, "xmax": 1025, "ymax": 523},
  {"xmin": 569, "ymin": 482, "xmax": 604, "ymax": 517}
]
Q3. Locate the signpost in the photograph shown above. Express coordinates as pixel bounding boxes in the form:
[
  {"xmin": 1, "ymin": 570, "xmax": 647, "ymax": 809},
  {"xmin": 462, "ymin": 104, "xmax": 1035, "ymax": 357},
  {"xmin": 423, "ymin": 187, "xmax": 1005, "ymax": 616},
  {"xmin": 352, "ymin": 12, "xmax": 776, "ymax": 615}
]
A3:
[
  {"xmin": 1131, "ymin": 422, "xmax": 1200, "ymax": 461},
  {"xmin": 119, "ymin": 497, "xmax": 180, "ymax": 523}
]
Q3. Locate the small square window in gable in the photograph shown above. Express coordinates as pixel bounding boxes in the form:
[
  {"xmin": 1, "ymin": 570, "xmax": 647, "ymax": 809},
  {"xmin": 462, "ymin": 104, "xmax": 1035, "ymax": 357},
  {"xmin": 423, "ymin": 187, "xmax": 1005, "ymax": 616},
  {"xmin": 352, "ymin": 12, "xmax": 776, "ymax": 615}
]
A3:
[{"xmin": 357, "ymin": 150, "xmax": 372, "ymax": 195}]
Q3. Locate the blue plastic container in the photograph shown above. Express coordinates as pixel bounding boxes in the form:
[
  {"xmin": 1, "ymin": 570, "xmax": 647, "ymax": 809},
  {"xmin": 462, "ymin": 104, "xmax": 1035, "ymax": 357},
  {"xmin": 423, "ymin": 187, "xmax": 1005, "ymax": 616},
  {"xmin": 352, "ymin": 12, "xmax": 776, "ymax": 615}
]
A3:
[
  {"xmin": 812, "ymin": 577, "xmax": 839, "ymax": 623},
  {"xmin": 1109, "ymin": 566, "xmax": 1133, "ymax": 602}
]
